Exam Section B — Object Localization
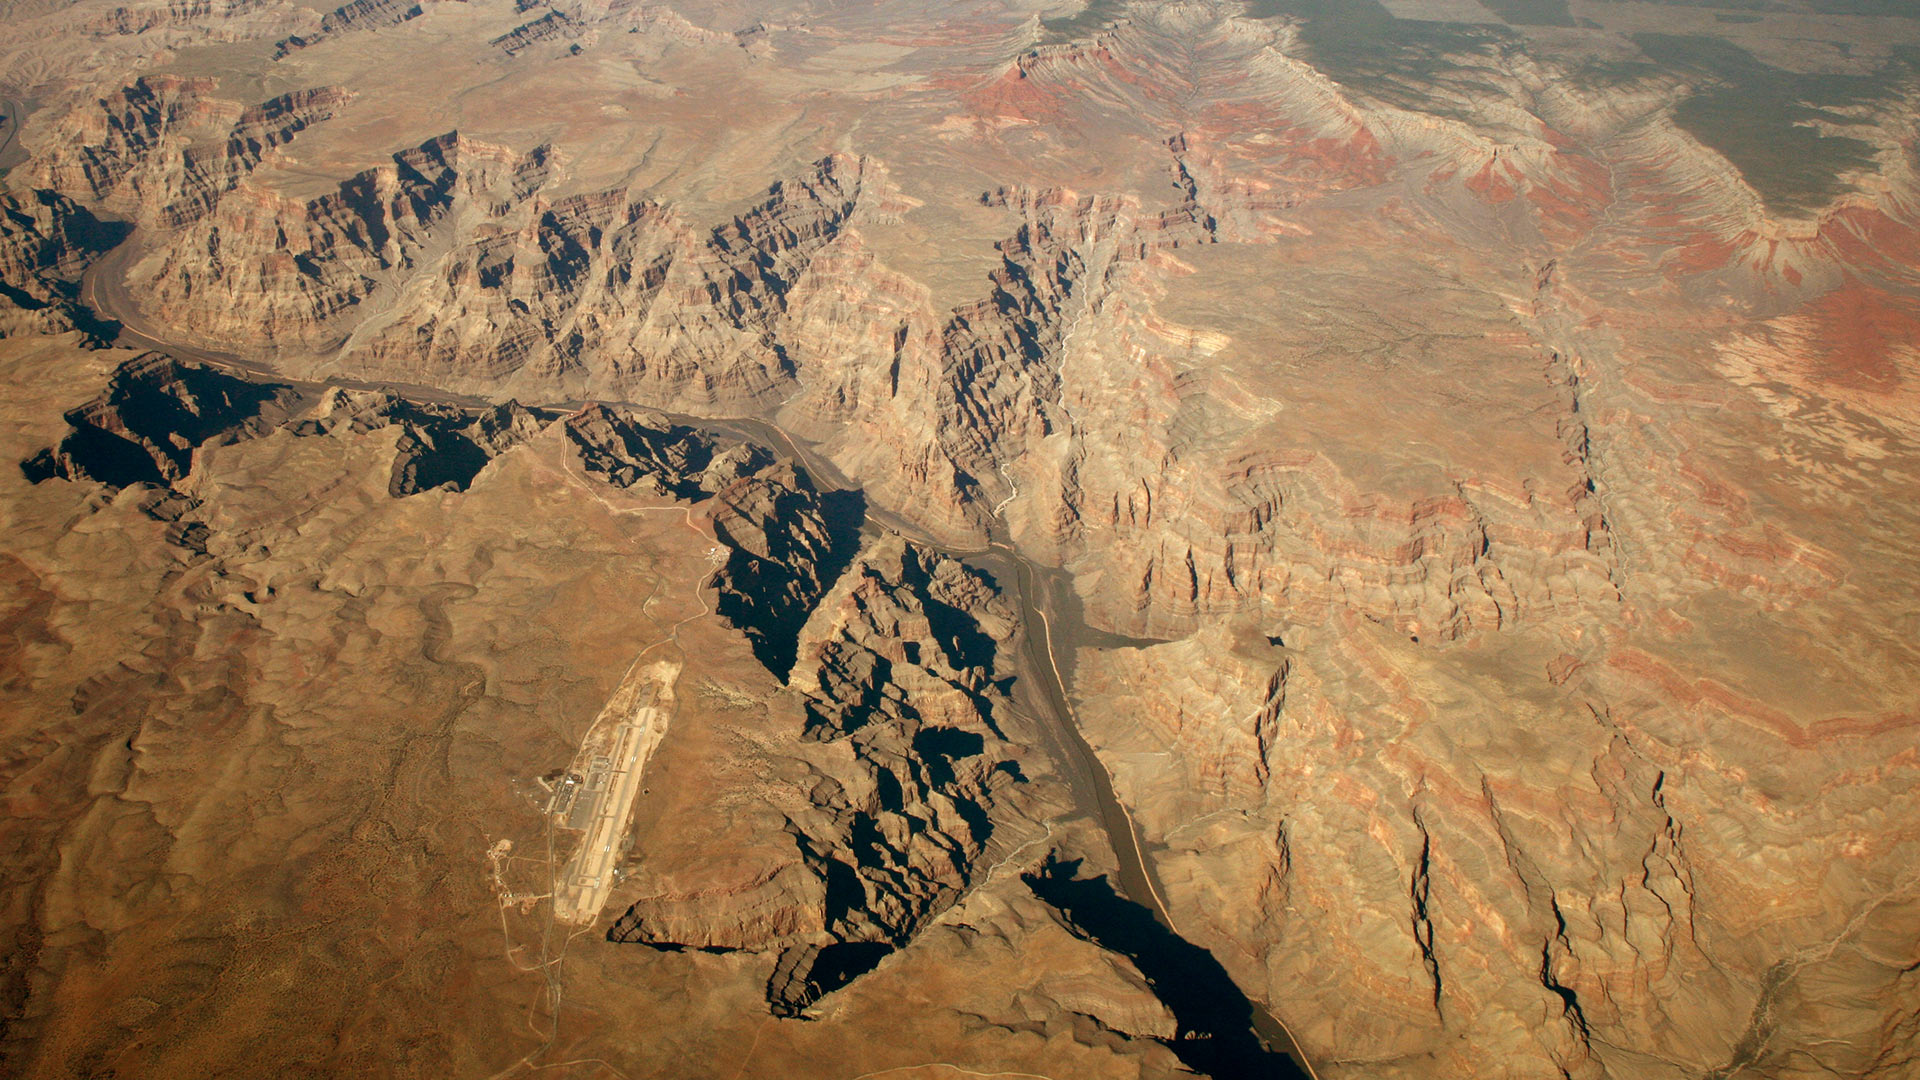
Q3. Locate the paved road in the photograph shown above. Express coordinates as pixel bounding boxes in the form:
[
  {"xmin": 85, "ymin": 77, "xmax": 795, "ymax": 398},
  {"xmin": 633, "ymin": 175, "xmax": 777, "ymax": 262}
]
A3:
[
  {"xmin": 0, "ymin": 97, "xmax": 27, "ymax": 172},
  {"xmin": 554, "ymin": 697, "xmax": 669, "ymax": 924}
]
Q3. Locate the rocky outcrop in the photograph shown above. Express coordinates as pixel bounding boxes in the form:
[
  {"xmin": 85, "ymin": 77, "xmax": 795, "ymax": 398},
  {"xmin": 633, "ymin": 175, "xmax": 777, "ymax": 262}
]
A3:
[
  {"xmin": 560, "ymin": 401, "xmax": 733, "ymax": 498},
  {"xmin": 19, "ymin": 354, "xmax": 839, "ymax": 531},
  {"xmin": 561, "ymin": 402, "xmax": 853, "ymax": 673},
  {"xmin": 288, "ymin": 389, "xmax": 550, "ymax": 495},
  {"xmin": 705, "ymin": 461, "xmax": 846, "ymax": 678},
  {"xmin": 20, "ymin": 353, "xmax": 295, "ymax": 487},
  {"xmin": 26, "ymin": 76, "xmax": 351, "ymax": 228},
  {"xmin": 129, "ymin": 143, "xmax": 906, "ymax": 408},
  {"xmin": 0, "ymin": 189, "xmax": 126, "ymax": 339},
  {"xmin": 489, "ymin": 0, "xmax": 726, "ymax": 57},
  {"xmin": 610, "ymin": 535, "xmax": 1038, "ymax": 1016},
  {"xmin": 272, "ymin": 0, "xmax": 464, "ymax": 57},
  {"xmin": 83, "ymin": 0, "xmax": 287, "ymax": 37},
  {"xmin": 489, "ymin": 9, "xmax": 576, "ymax": 56},
  {"xmin": 16, "ymin": 356, "xmax": 566, "ymax": 497}
]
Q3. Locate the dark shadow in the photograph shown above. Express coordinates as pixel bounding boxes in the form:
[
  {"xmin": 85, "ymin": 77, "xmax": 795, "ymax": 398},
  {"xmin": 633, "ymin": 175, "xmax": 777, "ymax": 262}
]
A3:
[
  {"xmin": 898, "ymin": 552, "xmax": 998, "ymax": 674},
  {"xmin": 819, "ymin": 857, "xmax": 866, "ymax": 933},
  {"xmin": 870, "ymin": 759, "xmax": 903, "ymax": 814},
  {"xmin": 805, "ymin": 941, "xmax": 890, "ymax": 997},
  {"xmin": 51, "ymin": 192, "xmax": 132, "ymax": 253},
  {"xmin": 766, "ymin": 941, "xmax": 893, "ymax": 1018},
  {"xmin": 20, "ymin": 356, "xmax": 291, "ymax": 489},
  {"xmin": 0, "ymin": 280, "xmax": 45, "ymax": 311},
  {"xmin": 383, "ymin": 401, "xmax": 543, "ymax": 495},
  {"xmin": 65, "ymin": 303, "xmax": 122, "ymax": 345},
  {"xmin": 1024, "ymin": 855, "xmax": 1310, "ymax": 1080},
  {"xmin": 849, "ymin": 811, "xmax": 887, "ymax": 867},
  {"xmin": 949, "ymin": 791, "xmax": 993, "ymax": 853},
  {"xmin": 22, "ymin": 423, "xmax": 165, "ymax": 487},
  {"xmin": 912, "ymin": 726, "xmax": 985, "ymax": 788},
  {"xmin": 715, "ymin": 481, "xmax": 866, "ymax": 681},
  {"xmin": 604, "ymin": 907, "xmax": 740, "ymax": 953},
  {"xmin": 623, "ymin": 940, "xmax": 738, "ymax": 956},
  {"xmin": 389, "ymin": 426, "xmax": 490, "ymax": 494},
  {"xmin": 800, "ymin": 653, "xmax": 893, "ymax": 740},
  {"xmin": 815, "ymin": 487, "xmax": 867, "ymax": 590}
]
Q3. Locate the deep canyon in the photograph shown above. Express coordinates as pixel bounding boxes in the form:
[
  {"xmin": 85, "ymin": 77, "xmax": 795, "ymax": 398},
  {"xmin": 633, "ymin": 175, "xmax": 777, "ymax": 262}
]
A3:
[{"xmin": 0, "ymin": 0, "xmax": 1917, "ymax": 1078}]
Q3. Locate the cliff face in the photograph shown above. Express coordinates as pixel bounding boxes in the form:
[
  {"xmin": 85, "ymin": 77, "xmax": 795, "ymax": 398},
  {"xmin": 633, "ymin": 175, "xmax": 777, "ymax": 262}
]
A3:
[
  {"xmin": 488, "ymin": 0, "xmax": 730, "ymax": 57},
  {"xmin": 12, "ymin": 353, "xmax": 1066, "ymax": 1023},
  {"xmin": 122, "ymin": 139, "xmax": 906, "ymax": 407},
  {"xmin": 26, "ymin": 77, "xmax": 351, "ymax": 228},
  {"xmin": 0, "ymin": 189, "xmax": 125, "ymax": 339},
  {"xmin": 0, "ymin": 335, "xmax": 1190, "ymax": 1077},
  {"xmin": 131, "ymin": 133, "xmax": 559, "ymax": 353},
  {"xmin": 610, "ymin": 534, "xmax": 1043, "ymax": 1016},
  {"xmin": 83, "ymin": 0, "xmax": 290, "ymax": 38},
  {"xmin": 3, "ymin": 0, "xmax": 1919, "ymax": 1077},
  {"xmin": 20, "ymin": 353, "xmax": 296, "ymax": 486},
  {"xmin": 273, "ymin": 0, "xmax": 465, "ymax": 57}
]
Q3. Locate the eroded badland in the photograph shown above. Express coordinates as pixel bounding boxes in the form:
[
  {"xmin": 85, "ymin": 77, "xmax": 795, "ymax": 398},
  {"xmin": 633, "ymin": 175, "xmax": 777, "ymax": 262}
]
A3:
[{"xmin": 0, "ymin": 0, "xmax": 1917, "ymax": 1077}]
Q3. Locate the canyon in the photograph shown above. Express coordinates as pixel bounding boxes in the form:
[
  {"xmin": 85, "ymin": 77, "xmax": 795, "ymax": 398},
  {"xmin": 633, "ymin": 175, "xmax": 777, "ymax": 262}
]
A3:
[{"xmin": 0, "ymin": 0, "xmax": 1917, "ymax": 1078}]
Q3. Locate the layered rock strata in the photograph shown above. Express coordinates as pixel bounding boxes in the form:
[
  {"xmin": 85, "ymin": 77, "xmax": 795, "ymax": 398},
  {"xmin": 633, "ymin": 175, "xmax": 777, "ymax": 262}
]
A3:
[
  {"xmin": 25, "ymin": 76, "xmax": 351, "ymax": 228},
  {"xmin": 1, "ymin": 1, "xmax": 1917, "ymax": 1076},
  {"xmin": 609, "ymin": 534, "xmax": 1043, "ymax": 1016},
  {"xmin": 272, "ymin": 0, "xmax": 463, "ymax": 57},
  {"xmin": 0, "ymin": 189, "xmax": 125, "ymax": 339}
]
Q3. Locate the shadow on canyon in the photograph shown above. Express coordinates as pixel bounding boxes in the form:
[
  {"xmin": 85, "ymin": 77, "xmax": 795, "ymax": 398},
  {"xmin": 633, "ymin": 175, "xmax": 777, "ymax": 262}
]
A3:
[{"xmin": 1025, "ymin": 854, "xmax": 1310, "ymax": 1080}]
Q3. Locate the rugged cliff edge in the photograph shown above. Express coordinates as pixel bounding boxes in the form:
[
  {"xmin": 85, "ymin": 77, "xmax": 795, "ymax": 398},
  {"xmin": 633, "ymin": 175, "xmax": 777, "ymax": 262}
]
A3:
[
  {"xmin": 2, "ymin": 0, "xmax": 1918, "ymax": 1077},
  {"xmin": 608, "ymin": 534, "xmax": 1044, "ymax": 1014}
]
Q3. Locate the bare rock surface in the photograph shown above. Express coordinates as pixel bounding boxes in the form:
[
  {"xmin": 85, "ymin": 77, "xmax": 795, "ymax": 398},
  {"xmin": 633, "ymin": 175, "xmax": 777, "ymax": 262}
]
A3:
[
  {"xmin": 0, "ymin": 0, "xmax": 1918, "ymax": 1077},
  {"xmin": 0, "ymin": 190, "xmax": 125, "ymax": 339},
  {"xmin": 0, "ymin": 339, "xmax": 1183, "ymax": 1077},
  {"xmin": 608, "ymin": 534, "xmax": 1049, "ymax": 1013}
]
